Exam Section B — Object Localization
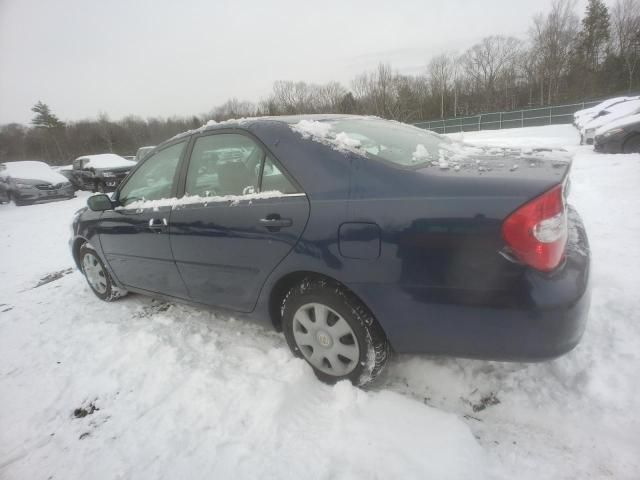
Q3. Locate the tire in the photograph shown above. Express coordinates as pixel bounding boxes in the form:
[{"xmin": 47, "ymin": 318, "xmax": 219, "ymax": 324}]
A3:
[
  {"xmin": 623, "ymin": 134, "xmax": 640, "ymax": 154},
  {"xmin": 282, "ymin": 277, "xmax": 390, "ymax": 386},
  {"xmin": 79, "ymin": 244, "xmax": 127, "ymax": 301},
  {"xmin": 9, "ymin": 192, "xmax": 27, "ymax": 206},
  {"xmin": 95, "ymin": 182, "xmax": 106, "ymax": 193}
]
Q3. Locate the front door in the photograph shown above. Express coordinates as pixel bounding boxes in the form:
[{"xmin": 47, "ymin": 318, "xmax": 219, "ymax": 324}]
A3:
[
  {"xmin": 98, "ymin": 140, "xmax": 189, "ymax": 298},
  {"xmin": 169, "ymin": 132, "xmax": 310, "ymax": 311}
]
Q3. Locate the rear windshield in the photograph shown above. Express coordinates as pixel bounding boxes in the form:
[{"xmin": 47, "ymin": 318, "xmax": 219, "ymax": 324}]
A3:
[{"xmin": 324, "ymin": 118, "xmax": 475, "ymax": 167}]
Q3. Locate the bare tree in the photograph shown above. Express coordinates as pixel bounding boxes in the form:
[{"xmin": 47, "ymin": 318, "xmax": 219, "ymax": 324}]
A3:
[
  {"xmin": 428, "ymin": 54, "xmax": 452, "ymax": 118},
  {"xmin": 530, "ymin": 0, "xmax": 580, "ymax": 104},
  {"xmin": 611, "ymin": 0, "xmax": 640, "ymax": 91}
]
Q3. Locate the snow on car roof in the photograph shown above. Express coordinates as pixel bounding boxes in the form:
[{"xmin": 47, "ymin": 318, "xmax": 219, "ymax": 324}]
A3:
[
  {"xmin": 77, "ymin": 154, "xmax": 136, "ymax": 169},
  {"xmin": 583, "ymin": 99, "xmax": 640, "ymax": 130},
  {"xmin": 0, "ymin": 160, "xmax": 69, "ymax": 184},
  {"xmin": 596, "ymin": 112, "xmax": 640, "ymax": 136}
]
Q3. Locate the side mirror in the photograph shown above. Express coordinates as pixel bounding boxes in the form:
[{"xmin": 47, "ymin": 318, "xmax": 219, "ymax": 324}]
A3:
[{"xmin": 87, "ymin": 194, "xmax": 113, "ymax": 211}]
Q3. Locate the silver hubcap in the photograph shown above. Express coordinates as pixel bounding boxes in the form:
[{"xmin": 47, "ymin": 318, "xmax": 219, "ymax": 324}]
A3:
[
  {"xmin": 83, "ymin": 253, "xmax": 108, "ymax": 294},
  {"xmin": 292, "ymin": 302, "xmax": 360, "ymax": 376}
]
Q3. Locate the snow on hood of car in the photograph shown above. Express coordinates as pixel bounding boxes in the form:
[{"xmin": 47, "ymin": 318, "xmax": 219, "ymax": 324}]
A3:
[
  {"xmin": 595, "ymin": 112, "xmax": 640, "ymax": 136},
  {"xmin": 81, "ymin": 154, "xmax": 136, "ymax": 169},
  {"xmin": 0, "ymin": 160, "xmax": 69, "ymax": 184},
  {"xmin": 583, "ymin": 99, "xmax": 640, "ymax": 131},
  {"xmin": 117, "ymin": 190, "xmax": 287, "ymax": 211}
]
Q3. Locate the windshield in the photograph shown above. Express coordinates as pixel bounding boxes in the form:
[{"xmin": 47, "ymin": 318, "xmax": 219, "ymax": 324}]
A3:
[{"xmin": 321, "ymin": 118, "xmax": 478, "ymax": 167}]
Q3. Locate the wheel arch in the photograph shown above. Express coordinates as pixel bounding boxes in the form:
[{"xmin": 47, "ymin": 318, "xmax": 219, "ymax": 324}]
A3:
[
  {"xmin": 71, "ymin": 236, "xmax": 89, "ymax": 269},
  {"xmin": 268, "ymin": 270, "xmax": 379, "ymax": 334},
  {"xmin": 623, "ymin": 132, "xmax": 640, "ymax": 153}
]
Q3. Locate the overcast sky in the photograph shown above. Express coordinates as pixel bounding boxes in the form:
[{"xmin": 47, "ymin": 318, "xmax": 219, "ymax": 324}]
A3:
[{"xmin": 0, "ymin": 0, "xmax": 593, "ymax": 125}]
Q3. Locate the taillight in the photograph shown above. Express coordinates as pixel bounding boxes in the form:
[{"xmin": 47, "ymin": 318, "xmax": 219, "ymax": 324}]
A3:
[{"xmin": 502, "ymin": 183, "xmax": 568, "ymax": 272}]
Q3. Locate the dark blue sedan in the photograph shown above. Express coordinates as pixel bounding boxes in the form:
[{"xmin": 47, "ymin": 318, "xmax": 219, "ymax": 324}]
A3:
[{"xmin": 70, "ymin": 115, "xmax": 590, "ymax": 385}]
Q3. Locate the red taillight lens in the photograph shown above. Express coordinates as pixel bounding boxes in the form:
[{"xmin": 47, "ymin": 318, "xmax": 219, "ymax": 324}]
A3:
[{"xmin": 502, "ymin": 184, "xmax": 567, "ymax": 272}]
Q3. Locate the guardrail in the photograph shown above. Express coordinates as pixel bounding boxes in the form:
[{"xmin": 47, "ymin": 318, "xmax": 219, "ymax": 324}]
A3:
[{"xmin": 413, "ymin": 101, "xmax": 602, "ymax": 133}]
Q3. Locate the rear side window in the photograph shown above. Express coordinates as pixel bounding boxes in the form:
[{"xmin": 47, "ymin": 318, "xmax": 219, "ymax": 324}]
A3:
[{"xmin": 185, "ymin": 133, "xmax": 298, "ymax": 196}]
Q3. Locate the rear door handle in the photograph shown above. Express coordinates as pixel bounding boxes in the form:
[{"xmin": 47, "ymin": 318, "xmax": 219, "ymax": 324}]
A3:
[
  {"xmin": 148, "ymin": 217, "xmax": 168, "ymax": 232},
  {"xmin": 260, "ymin": 215, "xmax": 292, "ymax": 229}
]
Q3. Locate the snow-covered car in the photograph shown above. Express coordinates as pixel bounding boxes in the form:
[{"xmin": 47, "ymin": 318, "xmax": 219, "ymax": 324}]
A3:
[
  {"xmin": 594, "ymin": 113, "xmax": 640, "ymax": 153},
  {"xmin": 70, "ymin": 115, "xmax": 591, "ymax": 386},
  {"xmin": 0, "ymin": 161, "xmax": 75, "ymax": 206},
  {"xmin": 66, "ymin": 154, "xmax": 136, "ymax": 192},
  {"xmin": 573, "ymin": 96, "xmax": 639, "ymax": 130},
  {"xmin": 581, "ymin": 99, "xmax": 640, "ymax": 145},
  {"xmin": 135, "ymin": 146, "xmax": 155, "ymax": 163}
]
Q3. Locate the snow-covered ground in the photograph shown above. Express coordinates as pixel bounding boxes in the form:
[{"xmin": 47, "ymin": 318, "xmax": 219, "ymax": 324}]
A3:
[{"xmin": 1, "ymin": 124, "xmax": 639, "ymax": 479}]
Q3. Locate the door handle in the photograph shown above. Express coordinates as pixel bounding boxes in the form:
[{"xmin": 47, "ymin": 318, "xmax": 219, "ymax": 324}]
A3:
[
  {"xmin": 260, "ymin": 215, "xmax": 292, "ymax": 230},
  {"xmin": 148, "ymin": 217, "xmax": 168, "ymax": 232}
]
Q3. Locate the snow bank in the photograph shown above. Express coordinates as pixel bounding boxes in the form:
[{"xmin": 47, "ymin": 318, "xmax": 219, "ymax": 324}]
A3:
[
  {"xmin": 119, "ymin": 190, "xmax": 287, "ymax": 211},
  {"xmin": 0, "ymin": 160, "xmax": 69, "ymax": 184},
  {"xmin": 80, "ymin": 154, "xmax": 136, "ymax": 169}
]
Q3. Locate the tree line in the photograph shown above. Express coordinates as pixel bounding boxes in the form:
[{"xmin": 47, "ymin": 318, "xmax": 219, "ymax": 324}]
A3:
[{"xmin": 1, "ymin": 0, "xmax": 638, "ymax": 165}]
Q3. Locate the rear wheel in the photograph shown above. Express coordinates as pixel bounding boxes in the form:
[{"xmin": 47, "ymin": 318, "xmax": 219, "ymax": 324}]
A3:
[
  {"xmin": 80, "ymin": 244, "xmax": 127, "ymax": 301},
  {"xmin": 623, "ymin": 134, "xmax": 640, "ymax": 154},
  {"xmin": 281, "ymin": 278, "xmax": 389, "ymax": 386}
]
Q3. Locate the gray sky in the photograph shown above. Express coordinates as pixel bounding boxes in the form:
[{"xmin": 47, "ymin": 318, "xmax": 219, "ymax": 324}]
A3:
[{"xmin": 0, "ymin": 0, "xmax": 591, "ymax": 125}]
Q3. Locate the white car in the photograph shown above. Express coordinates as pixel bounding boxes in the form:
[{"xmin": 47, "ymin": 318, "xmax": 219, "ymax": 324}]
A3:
[
  {"xmin": 574, "ymin": 96, "xmax": 640, "ymax": 130},
  {"xmin": 581, "ymin": 99, "xmax": 640, "ymax": 145}
]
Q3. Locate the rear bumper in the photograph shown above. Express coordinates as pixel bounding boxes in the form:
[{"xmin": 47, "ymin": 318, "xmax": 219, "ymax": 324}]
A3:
[{"xmin": 348, "ymin": 208, "xmax": 591, "ymax": 360}]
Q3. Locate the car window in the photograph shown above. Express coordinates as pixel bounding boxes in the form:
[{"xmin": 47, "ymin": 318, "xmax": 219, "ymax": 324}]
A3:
[
  {"xmin": 261, "ymin": 155, "xmax": 298, "ymax": 194},
  {"xmin": 118, "ymin": 141, "xmax": 186, "ymax": 207},
  {"xmin": 185, "ymin": 134, "xmax": 262, "ymax": 196}
]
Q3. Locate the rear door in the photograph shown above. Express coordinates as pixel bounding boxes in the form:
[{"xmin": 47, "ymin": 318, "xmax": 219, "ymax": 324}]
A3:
[
  {"xmin": 169, "ymin": 131, "xmax": 309, "ymax": 311},
  {"xmin": 98, "ymin": 140, "xmax": 189, "ymax": 298}
]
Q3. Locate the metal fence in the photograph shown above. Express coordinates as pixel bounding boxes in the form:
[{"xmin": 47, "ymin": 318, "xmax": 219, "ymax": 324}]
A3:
[{"xmin": 412, "ymin": 100, "xmax": 602, "ymax": 134}]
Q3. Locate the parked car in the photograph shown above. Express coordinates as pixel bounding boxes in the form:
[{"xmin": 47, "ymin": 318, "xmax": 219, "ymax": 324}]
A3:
[
  {"xmin": 594, "ymin": 113, "xmax": 640, "ymax": 153},
  {"xmin": 66, "ymin": 154, "xmax": 136, "ymax": 192},
  {"xmin": 581, "ymin": 99, "xmax": 640, "ymax": 144},
  {"xmin": 123, "ymin": 155, "xmax": 136, "ymax": 162},
  {"xmin": 0, "ymin": 161, "xmax": 75, "ymax": 206},
  {"xmin": 573, "ymin": 96, "xmax": 639, "ymax": 130},
  {"xmin": 135, "ymin": 146, "xmax": 155, "ymax": 163},
  {"xmin": 70, "ymin": 115, "xmax": 591, "ymax": 386}
]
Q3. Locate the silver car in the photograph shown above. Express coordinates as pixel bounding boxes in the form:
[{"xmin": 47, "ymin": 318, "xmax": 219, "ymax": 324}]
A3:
[{"xmin": 0, "ymin": 161, "xmax": 75, "ymax": 206}]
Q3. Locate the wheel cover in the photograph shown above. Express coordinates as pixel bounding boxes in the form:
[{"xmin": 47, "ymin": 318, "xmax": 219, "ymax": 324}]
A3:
[
  {"xmin": 292, "ymin": 302, "xmax": 360, "ymax": 376},
  {"xmin": 82, "ymin": 253, "xmax": 108, "ymax": 294}
]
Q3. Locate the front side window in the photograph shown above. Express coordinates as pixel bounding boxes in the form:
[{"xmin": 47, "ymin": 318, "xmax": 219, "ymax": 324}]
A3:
[
  {"xmin": 118, "ymin": 141, "xmax": 185, "ymax": 207},
  {"xmin": 185, "ymin": 134, "xmax": 263, "ymax": 197}
]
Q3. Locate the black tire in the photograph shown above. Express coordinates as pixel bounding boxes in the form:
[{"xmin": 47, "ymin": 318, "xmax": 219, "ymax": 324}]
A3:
[
  {"xmin": 623, "ymin": 134, "xmax": 640, "ymax": 154},
  {"xmin": 282, "ymin": 277, "xmax": 390, "ymax": 387},
  {"xmin": 95, "ymin": 182, "xmax": 106, "ymax": 193},
  {"xmin": 9, "ymin": 192, "xmax": 27, "ymax": 206},
  {"xmin": 79, "ymin": 244, "xmax": 127, "ymax": 301}
]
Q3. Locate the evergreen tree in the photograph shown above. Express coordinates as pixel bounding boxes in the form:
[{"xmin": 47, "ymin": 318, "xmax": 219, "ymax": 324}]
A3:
[
  {"xmin": 31, "ymin": 101, "xmax": 65, "ymax": 129},
  {"xmin": 576, "ymin": 0, "xmax": 610, "ymax": 71}
]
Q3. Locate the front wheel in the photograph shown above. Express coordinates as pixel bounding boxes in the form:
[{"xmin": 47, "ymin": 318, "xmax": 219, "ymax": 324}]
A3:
[
  {"xmin": 95, "ymin": 181, "xmax": 106, "ymax": 193},
  {"xmin": 80, "ymin": 244, "xmax": 127, "ymax": 301},
  {"xmin": 282, "ymin": 278, "xmax": 389, "ymax": 386}
]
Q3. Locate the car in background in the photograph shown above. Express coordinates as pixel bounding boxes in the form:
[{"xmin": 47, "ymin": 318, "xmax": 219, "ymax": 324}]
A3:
[
  {"xmin": 0, "ymin": 161, "xmax": 75, "ymax": 206},
  {"xmin": 135, "ymin": 146, "xmax": 155, "ymax": 163},
  {"xmin": 70, "ymin": 115, "xmax": 591, "ymax": 386},
  {"xmin": 66, "ymin": 154, "xmax": 136, "ymax": 192},
  {"xmin": 574, "ymin": 96, "xmax": 639, "ymax": 130},
  {"xmin": 123, "ymin": 155, "xmax": 136, "ymax": 162},
  {"xmin": 594, "ymin": 113, "xmax": 640, "ymax": 153},
  {"xmin": 581, "ymin": 99, "xmax": 640, "ymax": 145}
]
